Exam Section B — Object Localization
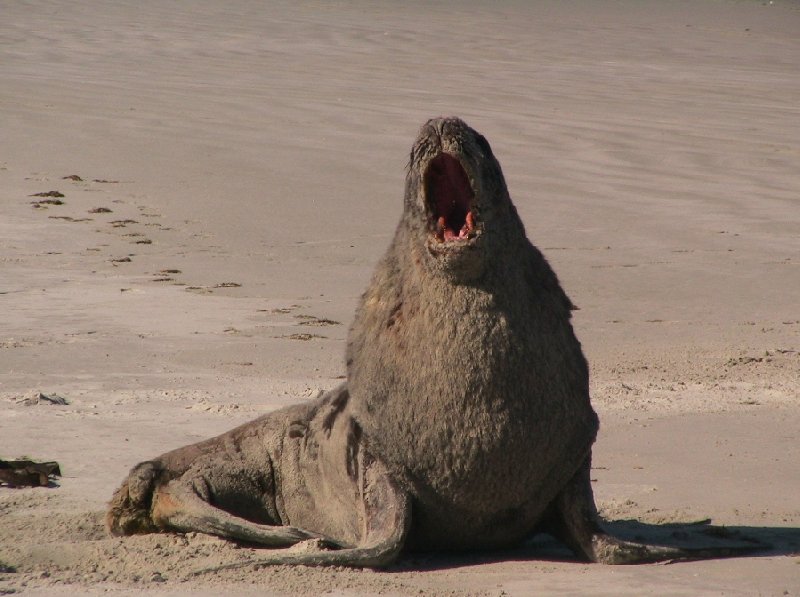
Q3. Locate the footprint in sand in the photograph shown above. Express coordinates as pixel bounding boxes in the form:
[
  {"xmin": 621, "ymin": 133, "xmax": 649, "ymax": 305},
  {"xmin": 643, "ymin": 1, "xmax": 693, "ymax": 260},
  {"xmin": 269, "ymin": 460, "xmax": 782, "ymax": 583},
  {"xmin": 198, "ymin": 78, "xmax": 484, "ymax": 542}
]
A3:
[
  {"xmin": 185, "ymin": 287, "xmax": 213, "ymax": 295},
  {"xmin": 110, "ymin": 219, "xmax": 138, "ymax": 227},
  {"xmin": 30, "ymin": 190, "xmax": 64, "ymax": 198},
  {"xmin": 264, "ymin": 305, "xmax": 302, "ymax": 314},
  {"xmin": 294, "ymin": 315, "xmax": 341, "ymax": 327},
  {"xmin": 282, "ymin": 333, "xmax": 327, "ymax": 341},
  {"xmin": 151, "ymin": 269, "xmax": 182, "ymax": 283},
  {"xmin": 31, "ymin": 197, "xmax": 65, "ymax": 208},
  {"xmin": 48, "ymin": 216, "xmax": 92, "ymax": 222}
]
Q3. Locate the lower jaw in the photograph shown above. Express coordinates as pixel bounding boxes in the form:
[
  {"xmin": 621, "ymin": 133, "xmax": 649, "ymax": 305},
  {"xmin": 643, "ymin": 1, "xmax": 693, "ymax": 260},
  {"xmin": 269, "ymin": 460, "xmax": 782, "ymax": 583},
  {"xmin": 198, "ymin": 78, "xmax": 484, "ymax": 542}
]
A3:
[{"xmin": 423, "ymin": 238, "xmax": 486, "ymax": 280}]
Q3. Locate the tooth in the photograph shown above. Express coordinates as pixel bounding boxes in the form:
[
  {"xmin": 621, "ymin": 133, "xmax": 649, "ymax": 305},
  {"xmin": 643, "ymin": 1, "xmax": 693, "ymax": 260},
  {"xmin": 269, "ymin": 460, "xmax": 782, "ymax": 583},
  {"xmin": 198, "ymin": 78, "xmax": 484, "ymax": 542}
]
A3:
[
  {"xmin": 466, "ymin": 211, "xmax": 474, "ymax": 231},
  {"xmin": 436, "ymin": 216, "xmax": 445, "ymax": 242}
]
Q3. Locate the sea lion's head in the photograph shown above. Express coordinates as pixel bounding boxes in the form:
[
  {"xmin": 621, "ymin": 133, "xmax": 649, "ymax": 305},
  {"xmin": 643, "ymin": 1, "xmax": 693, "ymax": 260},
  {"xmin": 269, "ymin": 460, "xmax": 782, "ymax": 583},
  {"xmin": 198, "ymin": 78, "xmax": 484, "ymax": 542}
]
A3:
[{"xmin": 405, "ymin": 117, "xmax": 519, "ymax": 281}]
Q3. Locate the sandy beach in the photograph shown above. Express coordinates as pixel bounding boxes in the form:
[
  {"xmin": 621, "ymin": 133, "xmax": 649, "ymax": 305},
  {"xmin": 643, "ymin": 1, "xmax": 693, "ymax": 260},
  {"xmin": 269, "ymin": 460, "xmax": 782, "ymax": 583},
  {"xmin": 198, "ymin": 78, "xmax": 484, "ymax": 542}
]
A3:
[{"xmin": 1, "ymin": 0, "xmax": 799, "ymax": 594}]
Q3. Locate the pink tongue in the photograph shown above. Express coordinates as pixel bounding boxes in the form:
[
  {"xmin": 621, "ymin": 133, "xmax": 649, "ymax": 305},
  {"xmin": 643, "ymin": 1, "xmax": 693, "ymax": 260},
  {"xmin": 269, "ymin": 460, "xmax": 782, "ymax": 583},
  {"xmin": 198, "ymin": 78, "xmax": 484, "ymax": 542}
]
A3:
[{"xmin": 439, "ymin": 211, "xmax": 473, "ymax": 241}]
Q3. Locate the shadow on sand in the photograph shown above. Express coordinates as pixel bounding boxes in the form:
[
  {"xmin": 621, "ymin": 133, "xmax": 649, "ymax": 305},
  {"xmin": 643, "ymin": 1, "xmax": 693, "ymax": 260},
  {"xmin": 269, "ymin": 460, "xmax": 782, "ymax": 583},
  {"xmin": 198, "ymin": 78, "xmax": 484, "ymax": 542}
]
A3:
[{"xmin": 389, "ymin": 519, "xmax": 800, "ymax": 572}]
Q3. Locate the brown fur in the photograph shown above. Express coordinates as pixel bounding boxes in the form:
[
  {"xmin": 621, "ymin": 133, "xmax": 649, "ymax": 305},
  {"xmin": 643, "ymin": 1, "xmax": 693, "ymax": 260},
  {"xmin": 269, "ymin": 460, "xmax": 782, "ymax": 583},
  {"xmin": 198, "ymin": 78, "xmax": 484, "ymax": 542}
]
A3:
[
  {"xmin": 107, "ymin": 117, "xmax": 762, "ymax": 571},
  {"xmin": 346, "ymin": 117, "xmax": 597, "ymax": 550}
]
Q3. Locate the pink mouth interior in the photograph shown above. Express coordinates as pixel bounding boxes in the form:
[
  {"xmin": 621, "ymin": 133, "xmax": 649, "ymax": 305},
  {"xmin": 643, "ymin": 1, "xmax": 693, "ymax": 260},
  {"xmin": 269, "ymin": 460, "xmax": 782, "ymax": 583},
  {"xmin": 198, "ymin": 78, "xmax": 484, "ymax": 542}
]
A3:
[{"xmin": 424, "ymin": 153, "xmax": 475, "ymax": 242}]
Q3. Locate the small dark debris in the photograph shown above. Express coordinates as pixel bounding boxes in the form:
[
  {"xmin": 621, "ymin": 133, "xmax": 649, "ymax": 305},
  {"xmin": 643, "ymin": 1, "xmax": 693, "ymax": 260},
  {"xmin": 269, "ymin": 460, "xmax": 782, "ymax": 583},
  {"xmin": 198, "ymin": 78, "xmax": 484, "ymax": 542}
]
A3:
[
  {"xmin": 110, "ymin": 219, "xmax": 138, "ymax": 227},
  {"xmin": 0, "ymin": 459, "xmax": 61, "ymax": 488},
  {"xmin": 135, "ymin": 239, "xmax": 152, "ymax": 245},
  {"xmin": 214, "ymin": 282, "xmax": 241, "ymax": 288},
  {"xmin": 17, "ymin": 392, "xmax": 70, "ymax": 406},
  {"xmin": 30, "ymin": 191, "xmax": 64, "ymax": 198},
  {"xmin": 159, "ymin": 269, "xmax": 181, "ymax": 274},
  {"xmin": 111, "ymin": 257, "xmax": 132, "ymax": 263},
  {"xmin": 89, "ymin": 207, "xmax": 112, "ymax": 214},
  {"xmin": 38, "ymin": 392, "xmax": 69, "ymax": 405},
  {"xmin": 152, "ymin": 277, "xmax": 173, "ymax": 282},
  {"xmin": 93, "ymin": 179, "xmax": 119, "ymax": 184},
  {"xmin": 62, "ymin": 175, "xmax": 83, "ymax": 181}
]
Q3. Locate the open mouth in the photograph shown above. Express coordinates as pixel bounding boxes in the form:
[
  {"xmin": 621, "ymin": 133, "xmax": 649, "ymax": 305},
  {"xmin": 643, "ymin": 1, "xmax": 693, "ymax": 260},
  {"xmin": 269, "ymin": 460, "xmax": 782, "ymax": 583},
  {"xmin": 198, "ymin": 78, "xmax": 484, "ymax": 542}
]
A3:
[{"xmin": 424, "ymin": 153, "xmax": 476, "ymax": 243}]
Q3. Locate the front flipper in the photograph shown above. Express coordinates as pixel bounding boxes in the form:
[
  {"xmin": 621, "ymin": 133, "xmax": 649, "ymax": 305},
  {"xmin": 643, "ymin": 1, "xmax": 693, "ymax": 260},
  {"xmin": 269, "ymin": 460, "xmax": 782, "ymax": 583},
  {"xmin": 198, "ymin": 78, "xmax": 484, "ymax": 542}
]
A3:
[
  {"xmin": 546, "ymin": 454, "xmax": 768, "ymax": 564},
  {"xmin": 589, "ymin": 531, "xmax": 765, "ymax": 565}
]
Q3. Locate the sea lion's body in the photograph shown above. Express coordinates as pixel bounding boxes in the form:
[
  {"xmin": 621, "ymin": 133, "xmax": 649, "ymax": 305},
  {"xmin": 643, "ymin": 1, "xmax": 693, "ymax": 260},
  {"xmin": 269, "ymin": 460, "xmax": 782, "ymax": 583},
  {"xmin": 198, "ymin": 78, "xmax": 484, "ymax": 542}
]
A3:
[
  {"xmin": 107, "ymin": 117, "xmax": 760, "ymax": 570},
  {"xmin": 347, "ymin": 118, "xmax": 597, "ymax": 549}
]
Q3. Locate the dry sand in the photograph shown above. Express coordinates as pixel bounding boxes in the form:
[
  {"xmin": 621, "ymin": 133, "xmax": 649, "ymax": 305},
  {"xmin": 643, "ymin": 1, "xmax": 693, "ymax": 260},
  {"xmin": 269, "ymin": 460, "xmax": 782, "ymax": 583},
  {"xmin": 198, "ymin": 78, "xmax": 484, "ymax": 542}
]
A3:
[{"xmin": 1, "ymin": 0, "xmax": 799, "ymax": 594}]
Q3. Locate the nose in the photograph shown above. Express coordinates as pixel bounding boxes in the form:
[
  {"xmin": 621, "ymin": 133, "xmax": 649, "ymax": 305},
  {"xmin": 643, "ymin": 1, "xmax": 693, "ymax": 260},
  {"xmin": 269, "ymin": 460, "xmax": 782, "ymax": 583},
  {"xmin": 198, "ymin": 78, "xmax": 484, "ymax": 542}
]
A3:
[{"xmin": 423, "ymin": 116, "xmax": 465, "ymax": 147}]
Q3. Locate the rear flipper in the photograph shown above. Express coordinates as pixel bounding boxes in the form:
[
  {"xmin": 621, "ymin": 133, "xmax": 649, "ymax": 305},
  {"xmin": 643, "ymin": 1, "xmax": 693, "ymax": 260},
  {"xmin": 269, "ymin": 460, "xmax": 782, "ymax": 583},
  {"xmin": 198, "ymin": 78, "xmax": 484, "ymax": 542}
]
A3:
[
  {"xmin": 150, "ymin": 479, "xmax": 325, "ymax": 547},
  {"xmin": 187, "ymin": 454, "xmax": 411, "ymax": 575},
  {"xmin": 108, "ymin": 387, "xmax": 412, "ymax": 572},
  {"xmin": 107, "ymin": 460, "xmax": 165, "ymax": 536},
  {"xmin": 545, "ymin": 455, "xmax": 769, "ymax": 564}
]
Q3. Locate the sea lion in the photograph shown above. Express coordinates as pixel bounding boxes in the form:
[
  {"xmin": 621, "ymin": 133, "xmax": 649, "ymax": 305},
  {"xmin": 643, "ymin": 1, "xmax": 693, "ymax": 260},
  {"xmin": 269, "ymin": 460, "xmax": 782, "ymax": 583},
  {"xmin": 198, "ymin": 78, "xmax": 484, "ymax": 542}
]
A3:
[
  {"xmin": 345, "ymin": 117, "xmax": 598, "ymax": 552},
  {"xmin": 107, "ymin": 117, "xmax": 760, "ymax": 570}
]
